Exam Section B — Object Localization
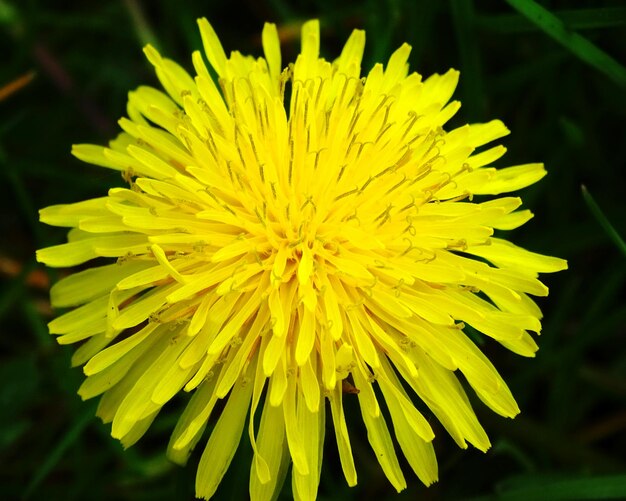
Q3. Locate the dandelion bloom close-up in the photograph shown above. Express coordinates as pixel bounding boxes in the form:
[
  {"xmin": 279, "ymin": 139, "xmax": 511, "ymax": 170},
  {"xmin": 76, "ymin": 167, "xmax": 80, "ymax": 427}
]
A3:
[{"xmin": 37, "ymin": 18, "xmax": 567, "ymax": 500}]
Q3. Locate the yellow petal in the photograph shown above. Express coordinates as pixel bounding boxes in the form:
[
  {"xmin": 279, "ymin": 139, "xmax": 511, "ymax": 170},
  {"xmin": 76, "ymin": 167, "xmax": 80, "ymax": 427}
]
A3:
[
  {"xmin": 262, "ymin": 22, "xmax": 281, "ymax": 82},
  {"xmin": 250, "ymin": 391, "xmax": 288, "ymax": 499},
  {"xmin": 355, "ymin": 367, "xmax": 406, "ymax": 492},
  {"xmin": 83, "ymin": 323, "xmax": 158, "ymax": 375},
  {"xmin": 335, "ymin": 29, "xmax": 366, "ymax": 77},
  {"xmin": 197, "ymin": 18, "xmax": 228, "ymax": 77},
  {"xmin": 39, "ymin": 197, "xmax": 109, "ymax": 227},
  {"xmin": 292, "ymin": 383, "xmax": 325, "ymax": 500},
  {"xmin": 299, "ymin": 353, "xmax": 320, "ymax": 413},
  {"xmin": 170, "ymin": 365, "xmax": 222, "ymax": 451},
  {"xmin": 37, "ymin": 234, "xmax": 149, "ymax": 267},
  {"xmin": 467, "ymin": 238, "xmax": 568, "ymax": 274},
  {"xmin": 329, "ymin": 384, "xmax": 357, "ymax": 486},
  {"xmin": 282, "ymin": 374, "xmax": 309, "ymax": 475},
  {"xmin": 196, "ymin": 376, "xmax": 254, "ymax": 499},
  {"xmin": 473, "ymin": 163, "xmax": 546, "ymax": 195}
]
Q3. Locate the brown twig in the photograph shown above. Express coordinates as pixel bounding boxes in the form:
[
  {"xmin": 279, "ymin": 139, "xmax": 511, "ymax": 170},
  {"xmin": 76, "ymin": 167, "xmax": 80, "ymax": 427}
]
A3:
[{"xmin": 0, "ymin": 70, "xmax": 36, "ymax": 101}]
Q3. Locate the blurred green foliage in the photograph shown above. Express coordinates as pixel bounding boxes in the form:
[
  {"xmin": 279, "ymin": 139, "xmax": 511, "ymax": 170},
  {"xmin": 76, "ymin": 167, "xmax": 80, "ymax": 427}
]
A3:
[{"xmin": 1, "ymin": 0, "xmax": 625, "ymax": 499}]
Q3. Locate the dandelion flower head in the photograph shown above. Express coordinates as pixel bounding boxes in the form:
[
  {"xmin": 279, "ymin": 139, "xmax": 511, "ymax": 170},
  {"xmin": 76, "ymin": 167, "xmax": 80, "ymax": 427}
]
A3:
[{"xmin": 37, "ymin": 19, "xmax": 567, "ymax": 500}]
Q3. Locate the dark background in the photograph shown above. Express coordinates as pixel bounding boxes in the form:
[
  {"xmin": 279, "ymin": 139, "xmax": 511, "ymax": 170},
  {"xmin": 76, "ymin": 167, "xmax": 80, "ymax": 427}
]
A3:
[{"xmin": 1, "ymin": 0, "xmax": 625, "ymax": 499}]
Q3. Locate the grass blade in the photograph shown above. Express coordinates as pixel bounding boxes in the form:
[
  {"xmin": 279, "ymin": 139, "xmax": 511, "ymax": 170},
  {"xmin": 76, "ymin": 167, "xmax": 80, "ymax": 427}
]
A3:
[
  {"xmin": 582, "ymin": 185, "xmax": 626, "ymax": 258},
  {"xmin": 451, "ymin": 0, "xmax": 485, "ymax": 121},
  {"xmin": 123, "ymin": 0, "xmax": 159, "ymax": 48},
  {"xmin": 468, "ymin": 474, "xmax": 626, "ymax": 501},
  {"xmin": 505, "ymin": 0, "xmax": 626, "ymax": 88},
  {"xmin": 477, "ymin": 7, "xmax": 626, "ymax": 33},
  {"xmin": 496, "ymin": 474, "xmax": 626, "ymax": 501},
  {"xmin": 24, "ymin": 406, "xmax": 95, "ymax": 498}
]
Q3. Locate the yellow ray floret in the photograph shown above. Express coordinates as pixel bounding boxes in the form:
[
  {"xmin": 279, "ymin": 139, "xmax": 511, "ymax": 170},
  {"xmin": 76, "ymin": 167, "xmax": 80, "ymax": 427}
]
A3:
[{"xmin": 37, "ymin": 17, "xmax": 567, "ymax": 501}]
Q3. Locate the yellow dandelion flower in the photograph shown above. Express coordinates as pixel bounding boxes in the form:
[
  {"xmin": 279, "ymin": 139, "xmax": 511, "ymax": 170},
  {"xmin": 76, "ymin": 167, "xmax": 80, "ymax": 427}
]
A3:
[{"xmin": 37, "ymin": 19, "xmax": 567, "ymax": 500}]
